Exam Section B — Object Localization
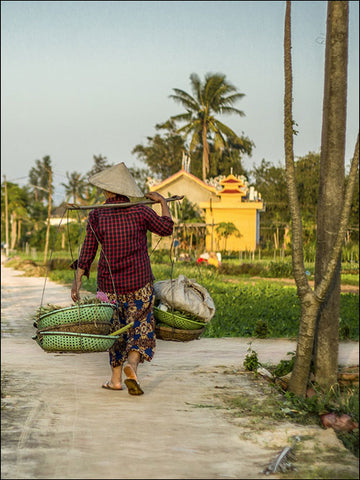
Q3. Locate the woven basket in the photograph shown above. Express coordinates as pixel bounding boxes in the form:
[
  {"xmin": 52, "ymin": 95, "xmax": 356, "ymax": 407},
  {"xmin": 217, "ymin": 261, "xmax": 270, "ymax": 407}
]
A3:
[
  {"xmin": 153, "ymin": 307, "xmax": 206, "ymax": 330},
  {"xmin": 155, "ymin": 323, "xmax": 205, "ymax": 342},
  {"xmin": 37, "ymin": 322, "xmax": 111, "ymax": 335},
  {"xmin": 33, "ymin": 331, "xmax": 119, "ymax": 353},
  {"xmin": 35, "ymin": 303, "xmax": 114, "ymax": 330}
]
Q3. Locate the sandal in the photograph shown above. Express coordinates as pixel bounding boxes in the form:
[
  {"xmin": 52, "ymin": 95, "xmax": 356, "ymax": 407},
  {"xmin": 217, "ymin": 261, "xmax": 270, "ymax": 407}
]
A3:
[
  {"xmin": 101, "ymin": 381, "xmax": 122, "ymax": 391},
  {"xmin": 124, "ymin": 365, "xmax": 144, "ymax": 395}
]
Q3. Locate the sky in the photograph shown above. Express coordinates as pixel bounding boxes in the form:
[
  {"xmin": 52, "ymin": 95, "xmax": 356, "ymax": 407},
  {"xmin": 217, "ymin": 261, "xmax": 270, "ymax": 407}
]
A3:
[{"xmin": 1, "ymin": 0, "xmax": 359, "ymax": 204}]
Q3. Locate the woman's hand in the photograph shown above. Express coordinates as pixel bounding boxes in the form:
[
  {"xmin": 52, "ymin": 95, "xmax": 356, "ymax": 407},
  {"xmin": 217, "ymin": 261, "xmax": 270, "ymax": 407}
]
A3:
[
  {"xmin": 145, "ymin": 192, "xmax": 171, "ymax": 218},
  {"xmin": 145, "ymin": 192, "xmax": 165, "ymax": 203},
  {"xmin": 71, "ymin": 278, "xmax": 81, "ymax": 302}
]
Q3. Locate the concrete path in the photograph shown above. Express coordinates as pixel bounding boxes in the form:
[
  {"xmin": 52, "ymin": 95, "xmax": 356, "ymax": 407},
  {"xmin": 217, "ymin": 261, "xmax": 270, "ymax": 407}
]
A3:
[{"xmin": 1, "ymin": 256, "xmax": 358, "ymax": 479}]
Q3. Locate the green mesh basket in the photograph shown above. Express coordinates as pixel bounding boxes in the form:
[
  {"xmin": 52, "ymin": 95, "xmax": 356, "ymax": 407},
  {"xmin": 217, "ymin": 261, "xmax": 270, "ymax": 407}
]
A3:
[
  {"xmin": 153, "ymin": 307, "xmax": 206, "ymax": 330},
  {"xmin": 35, "ymin": 303, "xmax": 114, "ymax": 330},
  {"xmin": 33, "ymin": 331, "xmax": 119, "ymax": 353}
]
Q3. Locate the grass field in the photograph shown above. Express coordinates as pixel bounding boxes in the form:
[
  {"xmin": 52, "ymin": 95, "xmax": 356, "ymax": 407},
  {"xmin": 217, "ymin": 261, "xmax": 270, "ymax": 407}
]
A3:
[{"xmin": 4, "ymin": 253, "xmax": 359, "ymax": 341}]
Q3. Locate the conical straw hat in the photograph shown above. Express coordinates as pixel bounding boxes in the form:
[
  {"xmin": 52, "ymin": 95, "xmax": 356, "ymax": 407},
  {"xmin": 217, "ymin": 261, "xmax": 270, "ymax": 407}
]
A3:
[{"xmin": 88, "ymin": 162, "xmax": 143, "ymax": 199}]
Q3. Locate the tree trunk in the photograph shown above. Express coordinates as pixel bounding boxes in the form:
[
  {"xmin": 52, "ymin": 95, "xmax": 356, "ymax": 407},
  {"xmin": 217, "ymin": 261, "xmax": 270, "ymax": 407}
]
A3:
[
  {"xmin": 202, "ymin": 124, "xmax": 209, "ymax": 180},
  {"xmin": 17, "ymin": 220, "xmax": 22, "ymax": 247},
  {"xmin": 288, "ymin": 292, "xmax": 320, "ymax": 396},
  {"xmin": 10, "ymin": 213, "xmax": 17, "ymax": 250},
  {"xmin": 314, "ymin": 1, "xmax": 349, "ymax": 388},
  {"xmin": 3, "ymin": 175, "xmax": 9, "ymax": 256}
]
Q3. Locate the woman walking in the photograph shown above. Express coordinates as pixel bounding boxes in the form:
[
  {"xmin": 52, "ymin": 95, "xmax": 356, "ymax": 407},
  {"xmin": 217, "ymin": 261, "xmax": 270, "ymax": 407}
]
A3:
[{"xmin": 71, "ymin": 162, "xmax": 173, "ymax": 395}]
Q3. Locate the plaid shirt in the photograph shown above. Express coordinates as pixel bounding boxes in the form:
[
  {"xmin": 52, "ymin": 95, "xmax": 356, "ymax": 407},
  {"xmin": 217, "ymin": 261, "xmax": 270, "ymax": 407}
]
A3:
[{"xmin": 77, "ymin": 196, "xmax": 174, "ymax": 294}]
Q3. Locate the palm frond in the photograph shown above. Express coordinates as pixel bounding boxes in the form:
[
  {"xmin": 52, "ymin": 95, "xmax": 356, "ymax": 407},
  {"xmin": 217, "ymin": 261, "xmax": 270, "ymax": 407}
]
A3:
[
  {"xmin": 170, "ymin": 89, "xmax": 199, "ymax": 112},
  {"xmin": 220, "ymin": 106, "xmax": 245, "ymax": 117},
  {"xmin": 177, "ymin": 118, "xmax": 202, "ymax": 135},
  {"xmin": 204, "ymin": 74, "xmax": 226, "ymax": 107},
  {"xmin": 213, "ymin": 131, "xmax": 227, "ymax": 151},
  {"xmin": 190, "ymin": 131, "xmax": 201, "ymax": 151},
  {"xmin": 189, "ymin": 73, "xmax": 202, "ymax": 102},
  {"xmin": 221, "ymin": 92, "xmax": 245, "ymax": 105},
  {"xmin": 177, "ymin": 122, "xmax": 199, "ymax": 135},
  {"xmin": 170, "ymin": 112, "xmax": 193, "ymax": 123},
  {"xmin": 212, "ymin": 119, "xmax": 238, "ymax": 138}
]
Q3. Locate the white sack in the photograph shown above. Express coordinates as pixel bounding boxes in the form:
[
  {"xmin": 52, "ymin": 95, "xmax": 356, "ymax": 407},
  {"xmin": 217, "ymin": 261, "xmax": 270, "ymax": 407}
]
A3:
[{"xmin": 154, "ymin": 275, "xmax": 215, "ymax": 322}]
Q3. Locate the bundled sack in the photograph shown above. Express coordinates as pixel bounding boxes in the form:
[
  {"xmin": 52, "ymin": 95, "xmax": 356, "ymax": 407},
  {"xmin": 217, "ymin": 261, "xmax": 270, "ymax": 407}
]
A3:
[{"xmin": 154, "ymin": 275, "xmax": 215, "ymax": 323}]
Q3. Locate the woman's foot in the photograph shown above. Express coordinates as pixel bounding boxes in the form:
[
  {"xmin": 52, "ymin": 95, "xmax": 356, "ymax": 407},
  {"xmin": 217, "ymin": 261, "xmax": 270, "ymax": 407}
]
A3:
[
  {"xmin": 124, "ymin": 364, "xmax": 144, "ymax": 395},
  {"xmin": 101, "ymin": 381, "xmax": 123, "ymax": 391}
]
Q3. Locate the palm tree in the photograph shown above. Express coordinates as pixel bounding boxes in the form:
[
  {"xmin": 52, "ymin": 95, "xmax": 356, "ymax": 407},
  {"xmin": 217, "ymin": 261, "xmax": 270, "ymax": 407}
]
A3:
[
  {"xmin": 61, "ymin": 171, "xmax": 86, "ymax": 204},
  {"xmin": 28, "ymin": 155, "xmax": 53, "ymax": 204},
  {"xmin": 87, "ymin": 154, "xmax": 112, "ymax": 177},
  {"xmin": 215, "ymin": 222, "xmax": 241, "ymax": 252},
  {"xmin": 170, "ymin": 73, "xmax": 246, "ymax": 181}
]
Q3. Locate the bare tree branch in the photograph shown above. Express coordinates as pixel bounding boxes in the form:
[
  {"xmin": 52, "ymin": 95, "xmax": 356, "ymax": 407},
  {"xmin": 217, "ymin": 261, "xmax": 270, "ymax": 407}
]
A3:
[{"xmin": 284, "ymin": 1, "xmax": 311, "ymax": 298}]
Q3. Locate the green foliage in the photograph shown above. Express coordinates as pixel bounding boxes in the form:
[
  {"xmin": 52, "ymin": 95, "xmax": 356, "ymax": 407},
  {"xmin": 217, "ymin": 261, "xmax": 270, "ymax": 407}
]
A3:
[
  {"xmin": 129, "ymin": 166, "xmax": 152, "ymax": 194},
  {"xmin": 28, "ymin": 155, "xmax": 53, "ymax": 204},
  {"xmin": 215, "ymin": 222, "xmax": 241, "ymax": 251},
  {"xmin": 251, "ymin": 159, "xmax": 290, "ymax": 247},
  {"xmin": 272, "ymin": 351, "xmax": 296, "ymax": 377},
  {"xmin": 132, "ymin": 119, "xmax": 185, "ymax": 181},
  {"xmin": 169, "ymin": 196, "xmax": 204, "ymax": 223},
  {"xmin": 218, "ymin": 262, "xmax": 264, "ymax": 276},
  {"xmin": 339, "ymin": 294, "xmax": 360, "ymax": 339},
  {"xmin": 268, "ymin": 260, "xmax": 293, "ymax": 277},
  {"xmin": 294, "ymin": 152, "xmax": 320, "ymax": 223},
  {"xmin": 342, "ymin": 241, "xmax": 359, "ymax": 262},
  {"xmin": 87, "ymin": 154, "xmax": 113, "ymax": 177},
  {"xmin": 250, "ymin": 151, "xmax": 359, "ymax": 250},
  {"xmin": 243, "ymin": 343, "xmax": 260, "ymax": 371},
  {"xmin": 281, "ymin": 384, "xmax": 359, "ymax": 457},
  {"xmin": 27, "ymin": 222, "xmax": 87, "ymax": 252},
  {"xmin": 61, "ymin": 171, "xmax": 87, "ymax": 203},
  {"xmin": 253, "ymin": 319, "xmax": 270, "ymax": 338},
  {"xmin": 346, "ymin": 166, "xmax": 359, "ymax": 243},
  {"xmin": 203, "ymin": 281, "xmax": 303, "ymax": 338},
  {"xmin": 149, "ymin": 249, "xmax": 173, "ymax": 264}
]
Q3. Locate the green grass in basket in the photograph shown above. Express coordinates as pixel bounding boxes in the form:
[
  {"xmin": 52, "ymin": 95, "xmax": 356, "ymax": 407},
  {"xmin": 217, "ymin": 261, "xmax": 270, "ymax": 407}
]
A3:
[{"xmin": 33, "ymin": 297, "xmax": 109, "ymax": 320}]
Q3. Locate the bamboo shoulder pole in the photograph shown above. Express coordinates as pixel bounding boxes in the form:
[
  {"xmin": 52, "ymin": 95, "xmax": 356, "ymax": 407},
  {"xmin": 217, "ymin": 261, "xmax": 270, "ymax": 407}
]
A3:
[{"xmin": 65, "ymin": 195, "xmax": 184, "ymax": 211}]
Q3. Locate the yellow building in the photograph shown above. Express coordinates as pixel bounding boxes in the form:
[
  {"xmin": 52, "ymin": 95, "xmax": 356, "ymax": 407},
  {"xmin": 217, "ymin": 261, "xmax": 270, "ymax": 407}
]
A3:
[{"xmin": 149, "ymin": 169, "xmax": 264, "ymax": 252}]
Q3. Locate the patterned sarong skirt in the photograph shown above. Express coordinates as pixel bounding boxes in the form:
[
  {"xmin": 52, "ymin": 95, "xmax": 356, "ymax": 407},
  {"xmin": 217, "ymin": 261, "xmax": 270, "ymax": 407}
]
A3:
[{"xmin": 104, "ymin": 282, "xmax": 156, "ymax": 368}]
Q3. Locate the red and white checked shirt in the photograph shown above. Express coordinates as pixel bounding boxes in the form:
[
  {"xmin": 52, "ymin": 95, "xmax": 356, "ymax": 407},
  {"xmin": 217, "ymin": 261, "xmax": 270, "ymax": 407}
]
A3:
[{"xmin": 77, "ymin": 195, "xmax": 174, "ymax": 294}]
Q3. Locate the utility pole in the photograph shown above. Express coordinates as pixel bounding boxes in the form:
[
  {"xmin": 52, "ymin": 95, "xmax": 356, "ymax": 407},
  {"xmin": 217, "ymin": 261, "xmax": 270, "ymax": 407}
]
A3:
[
  {"xmin": 3, "ymin": 175, "xmax": 9, "ymax": 257},
  {"xmin": 43, "ymin": 168, "xmax": 52, "ymax": 264}
]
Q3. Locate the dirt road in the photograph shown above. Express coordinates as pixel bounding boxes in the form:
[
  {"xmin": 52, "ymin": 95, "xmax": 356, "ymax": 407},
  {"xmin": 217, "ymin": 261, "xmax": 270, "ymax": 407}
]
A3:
[{"xmin": 1, "ymin": 256, "xmax": 359, "ymax": 479}]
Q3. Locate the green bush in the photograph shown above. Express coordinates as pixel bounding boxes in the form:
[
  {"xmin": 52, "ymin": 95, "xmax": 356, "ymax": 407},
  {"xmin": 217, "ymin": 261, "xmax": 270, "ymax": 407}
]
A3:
[
  {"xmin": 267, "ymin": 260, "xmax": 293, "ymax": 278},
  {"xmin": 218, "ymin": 262, "xmax": 263, "ymax": 276},
  {"xmin": 253, "ymin": 319, "xmax": 270, "ymax": 338}
]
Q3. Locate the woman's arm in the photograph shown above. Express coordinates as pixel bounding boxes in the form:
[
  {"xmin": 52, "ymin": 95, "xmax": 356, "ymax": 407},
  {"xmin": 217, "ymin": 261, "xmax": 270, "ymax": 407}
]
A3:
[
  {"xmin": 71, "ymin": 267, "xmax": 86, "ymax": 302},
  {"xmin": 71, "ymin": 210, "xmax": 99, "ymax": 302}
]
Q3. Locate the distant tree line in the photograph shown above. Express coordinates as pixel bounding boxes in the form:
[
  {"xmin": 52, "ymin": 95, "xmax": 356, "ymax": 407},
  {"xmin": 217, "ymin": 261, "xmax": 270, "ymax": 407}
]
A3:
[{"xmin": 1, "ymin": 72, "xmax": 358, "ymax": 257}]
